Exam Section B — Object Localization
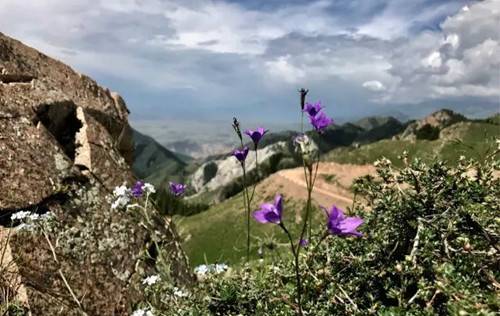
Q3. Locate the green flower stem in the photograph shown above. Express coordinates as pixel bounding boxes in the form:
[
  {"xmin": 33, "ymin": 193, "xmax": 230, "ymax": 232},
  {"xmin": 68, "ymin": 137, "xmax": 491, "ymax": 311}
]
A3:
[
  {"xmin": 242, "ymin": 163, "xmax": 252, "ymax": 262},
  {"xmin": 279, "ymin": 222, "xmax": 303, "ymax": 316},
  {"xmin": 308, "ymin": 152, "xmax": 321, "ymax": 239},
  {"xmin": 142, "ymin": 194, "xmax": 170, "ymax": 276},
  {"xmin": 248, "ymin": 148, "xmax": 259, "ymax": 204}
]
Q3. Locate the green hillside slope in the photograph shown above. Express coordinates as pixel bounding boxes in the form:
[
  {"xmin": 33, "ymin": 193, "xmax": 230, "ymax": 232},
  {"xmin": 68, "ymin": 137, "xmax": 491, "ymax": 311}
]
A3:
[
  {"xmin": 132, "ymin": 128, "xmax": 190, "ymax": 185},
  {"xmin": 324, "ymin": 121, "xmax": 499, "ymax": 167}
]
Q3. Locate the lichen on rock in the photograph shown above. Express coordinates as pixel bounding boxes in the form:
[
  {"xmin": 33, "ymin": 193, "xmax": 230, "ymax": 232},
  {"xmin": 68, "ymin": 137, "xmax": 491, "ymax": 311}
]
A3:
[{"xmin": 0, "ymin": 32, "xmax": 192, "ymax": 315}]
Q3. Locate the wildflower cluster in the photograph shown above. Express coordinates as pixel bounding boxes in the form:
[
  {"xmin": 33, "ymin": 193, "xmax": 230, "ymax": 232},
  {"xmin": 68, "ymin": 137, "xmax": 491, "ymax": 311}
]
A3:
[
  {"xmin": 303, "ymin": 101, "xmax": 333, "ymax": 133},
  {"xmin": 131, "ymin": 308, "xmax": 154, "ymax": 316},
  {"xmin": 231, "ymin": 117, "xmax": 269, "ymax": 261},
  {"xmin": 10, "ymin": 210, "xmax": 54, "ymax": 231},
  {"xmin": 130, "ymin": 89, "xmax": 498, "ymax": 316},
  {"xmin": 111, "ymin": 181, "xmax": 156, "ymax": 209},
  {"xmin": 194, "ymin": 263, "xmax": 229, "ymax": 277}
]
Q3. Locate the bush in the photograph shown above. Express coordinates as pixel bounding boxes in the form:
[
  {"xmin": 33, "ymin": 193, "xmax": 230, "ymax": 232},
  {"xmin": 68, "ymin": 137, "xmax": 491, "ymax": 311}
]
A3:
[
  {"xmin": 139, "ymin": 154, "xmax": 499, "ymax": 315},
  {"xmin": 203, "ymin": 162, "xmax": 218, "ymax": 185},
  {"xmin": 415, "ymin": 124, "xmax": 440, "ymax": 140}
]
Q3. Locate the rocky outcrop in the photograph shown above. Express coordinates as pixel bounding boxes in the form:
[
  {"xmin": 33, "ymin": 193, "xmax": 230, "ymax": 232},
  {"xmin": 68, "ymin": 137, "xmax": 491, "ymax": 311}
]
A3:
[
  {"xmin": 0, "ymin": 33, "xmax": 191, "ymax": 315},
  {"xmin": 400, "ymin": 109, "xmax": 466, "ymax": 140},
  {"xmin": 190, "ymin": 142, "xmax": 287, "ymax": 194}
]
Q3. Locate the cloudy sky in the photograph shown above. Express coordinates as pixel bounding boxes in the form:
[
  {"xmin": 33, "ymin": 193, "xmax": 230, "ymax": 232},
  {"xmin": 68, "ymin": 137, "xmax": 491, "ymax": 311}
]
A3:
[{"xmin": 1, "ymin": 0, "xmax": 499, "ymax": 123}]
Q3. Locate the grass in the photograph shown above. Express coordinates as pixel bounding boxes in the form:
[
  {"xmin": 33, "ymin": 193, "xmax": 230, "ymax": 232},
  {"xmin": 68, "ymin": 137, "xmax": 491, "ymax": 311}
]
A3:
[
  {"xmin": 175, "ymin": 191, "xmax": 328, "ymax": 267},
  {"xmin": 324, "ymin": 121, "xmax": 499, "ymax": 167},
  {"xmin": 176, "ymin": 120, "xmax": 499, "ymax": 267}
]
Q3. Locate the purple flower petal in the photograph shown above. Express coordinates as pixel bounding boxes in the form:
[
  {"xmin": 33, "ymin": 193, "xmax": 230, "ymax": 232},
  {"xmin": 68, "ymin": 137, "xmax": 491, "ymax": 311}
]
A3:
[
  {"xmin": 274, "ymin": 194, "xmax": 283, "ymax": 214},
  {"xmin": 303, "ymin": 101, "xmax": 323, "ymax": 117},
  {"xmin": 131, "ymin": 180, "xmax": 145, "ymax": 198},
  {"xmin": 325, "ymin": 205, "xmax": 364, "ymax": 237},
  {"xmin": 252, "ymin": 210, "xmax": 271, "ymax": 223},
  {"xmin": 264, "ymin": 210, "xmax": 281, "ymax": 224},
  {"xmin": 309, "ymin": 111, "xmax": 333, "ymax": 133},
  {"xmin": 244, "ymin": 127, "xmax": 268, "ymax": 145},
  {"xmin": 169, "ymin": 182, "xmax": 186, "ymax": 197},
  {"xmin": 233, "ymin": 146, "xmax": 249, "ymax": 162},
  {"xmin": 252, "ymin": 194, "xmax": 284, "ymax": 225}
]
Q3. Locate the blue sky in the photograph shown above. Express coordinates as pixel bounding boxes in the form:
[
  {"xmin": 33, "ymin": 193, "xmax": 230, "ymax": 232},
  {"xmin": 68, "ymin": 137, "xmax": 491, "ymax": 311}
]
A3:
[{"xmin": 1, "ymin": 0, "xmax": 499, "ymax": 124}]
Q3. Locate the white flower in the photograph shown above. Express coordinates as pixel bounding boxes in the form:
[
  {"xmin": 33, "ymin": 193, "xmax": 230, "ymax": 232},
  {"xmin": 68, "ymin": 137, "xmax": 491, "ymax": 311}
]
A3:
[
  {"xmin": 111, "ymin": 185, "xmax": 132, "ymax": 209},
  {"xmin": 111, "ymin": 196, "xmax": 130, "ymax": 209},
  {"xmin": 142, "ymin": 274, "xmax": 160, "ymax": 286},
  {"xmin": 11, "ymin": 211, "xmax": 32, "ymax": 220},
  {"xmin": 173, "ymin": 287, "xmax": 189, "ymax": 298},
  {"xmin": 143, "ymin": 183, "xmax": 156, "ymax": 194},
  {"xmin": 113, "ymin": 185, "xmax": 129, "ymax": 197},
  {"xmin": 28, "ymin": 213, "xmax": 40, "ymax": 221},
  {"xmin": 40, "ymin": 212, "xmax": 54, "ymax": 221},
  {"xmin": 214, "ymin": 263, "xmax": 228, "ymax": 273},
  {"xmin": 131, "ymin": 308, "xmax": 154, "ymax": 316},
  {"xmin": 194, "ymin": 263, "xmax": 228, "ymax": 276},
  {"xmin": 194, "ymin": 264, "xmax": 209, "ymax": 275}
]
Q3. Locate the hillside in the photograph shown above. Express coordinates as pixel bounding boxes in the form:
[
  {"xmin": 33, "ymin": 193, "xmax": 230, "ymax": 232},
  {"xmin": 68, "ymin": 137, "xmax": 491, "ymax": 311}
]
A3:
[
  {"xmin": 132, "ymin": 128, "xmax": 192, "ymax": 186},
  {"xmin": 187, "ymin": 116, "xmax": 405, "ymax": 203},
  {"xmin": 325, "ymin": 113, "xmax": 499, "ymax": 167},
  {"xmin": 178, "ymin": 162, "xmax": 376, "ymax": 266},
  {"xmin": 176, "ymin": 109, "xmax": 499, "ymax": 267}
]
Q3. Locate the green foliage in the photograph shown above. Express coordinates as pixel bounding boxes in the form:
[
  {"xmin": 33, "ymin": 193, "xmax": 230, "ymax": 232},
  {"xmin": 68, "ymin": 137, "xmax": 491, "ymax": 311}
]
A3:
[
  {"xmin": 415, "ymin": 124, "xmax": 440, "ymax": 140},
  {"xmin": 150, "ymin": 154, "xmax": 499, "ymax": 315},
  {"xmin": 154, "ymin": 189, "xmax": 209, "ymax": 217},
  {"xmin": 203, "ymin": 162, "xmax": 218, "ymax": 184}
]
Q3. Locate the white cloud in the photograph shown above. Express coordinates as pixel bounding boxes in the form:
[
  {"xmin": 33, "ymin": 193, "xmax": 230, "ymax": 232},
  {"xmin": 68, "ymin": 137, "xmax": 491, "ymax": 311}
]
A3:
[
  {"xmin": 363, "ymin": 80, "xmax": 386, "ymax": 92},
  {"xmin": 156, "ymin": 0, "xmax": 341, "ymax": 55},
  {"xmin": 385, "ymin": 0, "xmax": 500, "ymax": 102},
  {"xmin": 422, "ymin": 51, "xmax": 442, "ymax": 69},
  {"xmin": 0, "ymin": 0, "xmax": 497, "ymax": 119},
  {"xmin": 265, "ymin": 55, "xmax": 306, "ymax": 84}
]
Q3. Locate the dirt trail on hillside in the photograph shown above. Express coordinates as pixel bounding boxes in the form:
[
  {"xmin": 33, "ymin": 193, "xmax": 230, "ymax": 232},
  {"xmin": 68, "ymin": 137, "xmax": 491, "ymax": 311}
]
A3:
[{"xmin": 256, "ymin": 162, "xmax": 376, "ymax": 222}]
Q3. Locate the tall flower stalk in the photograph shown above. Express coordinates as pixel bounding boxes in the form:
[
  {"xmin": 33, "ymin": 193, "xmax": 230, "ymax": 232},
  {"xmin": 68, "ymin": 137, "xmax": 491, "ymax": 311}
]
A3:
[
  {"xmin": 253, "ymin": 196, "xmax": 363, "ymax": 315},
  {"xmin": 232, "ymin": 118, "xmax": 267, "ymax": 262},
  {"xmin": 297, "ymin": 92, "xmax": 332, "ymax": 242},
  {"xmin": 251, "ymin": 89, "xmax": 361, "ymax": 315}
]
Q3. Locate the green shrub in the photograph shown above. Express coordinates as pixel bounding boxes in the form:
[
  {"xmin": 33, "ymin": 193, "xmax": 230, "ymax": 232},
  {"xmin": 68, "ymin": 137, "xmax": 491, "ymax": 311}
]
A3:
[
  {"xmin": 139, "ymin": 154, "xmax": 499, "ymax": 315},
  {"xmin": 203, "ymin": 162, "xmax": 218, "ymax": 185},
  {"xmin": 415, "ymin": 124, "xmax": 440, "ymax": 140}
]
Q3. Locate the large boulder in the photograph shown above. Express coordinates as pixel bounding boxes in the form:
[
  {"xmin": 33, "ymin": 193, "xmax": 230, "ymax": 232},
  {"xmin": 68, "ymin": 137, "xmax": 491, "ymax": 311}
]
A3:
[{"xmin": 0, "ymin": 33, "xmax": 192, "ymax": 315}]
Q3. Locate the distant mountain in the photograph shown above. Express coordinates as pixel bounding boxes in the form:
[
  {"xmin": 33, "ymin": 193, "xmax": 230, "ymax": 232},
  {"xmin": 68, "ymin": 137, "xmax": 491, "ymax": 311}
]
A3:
[
  {"xmin": 132, "ymin": 129, "xmax": 189, "ymax": 185},
  {"xmin": 187, "ymin": 115, "xmax": 406, "ymax": 203},
  {"xmin": 311, "ymin": 116, "xmax": 406, "ymax": 152},
  {"xmin": 400, "ymin": 109, "xmax": 467, "ymax": 140}
]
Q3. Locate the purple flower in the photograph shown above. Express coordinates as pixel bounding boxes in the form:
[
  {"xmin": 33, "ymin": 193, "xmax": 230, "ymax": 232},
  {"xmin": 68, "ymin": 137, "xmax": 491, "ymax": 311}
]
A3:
[
  {"xmin": 303, "ymin": 101, "xmax": 323, "ymax": 117},
  {"xmin": 131, "ymin": 180, "xmax": 145, "ymax": 198},
  {"xmin": 169, "ymin": 181, "xmax": 186, "ymax": 197},
  {"xmin": 299, "ymin": 239, "xmax": 309, "ymax": 247},
  {"xmin": 233, "ymin": 146, "xmax": 249, "ymax": 162},
  {"xmin": 244, "ymin": 127, "xmax": 268, "ymax": 146},
  {"xmin": 323, "ymin": 205, "xmax": 363, "ymax": 237},
  {"xmin": 252, "ymin": 194, "xmax": 283, "ymax": 224},
  {"xmin": 309, "ymin": 111, "xmax": 333, "ymax": 133}
]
